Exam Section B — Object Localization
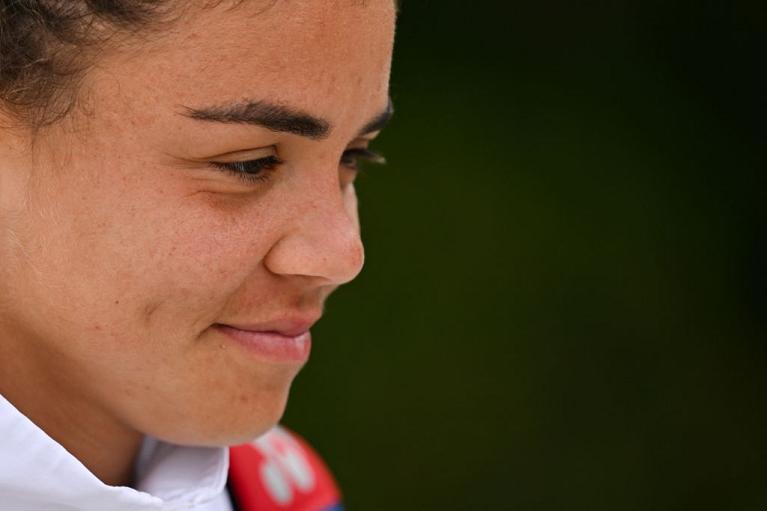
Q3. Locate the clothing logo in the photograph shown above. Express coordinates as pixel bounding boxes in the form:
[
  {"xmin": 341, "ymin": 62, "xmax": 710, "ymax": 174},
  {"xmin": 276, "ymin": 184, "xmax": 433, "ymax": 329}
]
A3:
[{"xmin": 254, "ymin": 427, "xmax": 317, "ymax": 505}]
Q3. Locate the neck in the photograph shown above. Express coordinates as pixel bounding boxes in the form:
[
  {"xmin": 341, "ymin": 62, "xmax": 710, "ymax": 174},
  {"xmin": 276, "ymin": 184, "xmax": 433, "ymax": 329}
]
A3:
[{"xmin": 0, "ymin": 332, "xmax": 143, "ymax": 487}]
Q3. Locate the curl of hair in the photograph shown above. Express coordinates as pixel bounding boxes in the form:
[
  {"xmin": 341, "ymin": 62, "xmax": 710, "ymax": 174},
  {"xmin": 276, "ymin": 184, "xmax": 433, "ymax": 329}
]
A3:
[{"xmin": 0, "ymin": 0, "xmax": 165, "ymax": 127}]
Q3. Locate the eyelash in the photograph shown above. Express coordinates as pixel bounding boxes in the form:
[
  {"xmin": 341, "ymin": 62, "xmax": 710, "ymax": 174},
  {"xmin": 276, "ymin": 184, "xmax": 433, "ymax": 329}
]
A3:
[{"xmin": 210, "ymin": 148, "xmax": 385, "ymax": 185}]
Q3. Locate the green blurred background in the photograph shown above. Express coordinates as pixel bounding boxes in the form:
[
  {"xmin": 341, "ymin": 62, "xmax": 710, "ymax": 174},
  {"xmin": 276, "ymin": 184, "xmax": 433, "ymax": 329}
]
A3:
[{"xmin": 283, "ymin": 1, "xmax": 767, "ymax": 509}]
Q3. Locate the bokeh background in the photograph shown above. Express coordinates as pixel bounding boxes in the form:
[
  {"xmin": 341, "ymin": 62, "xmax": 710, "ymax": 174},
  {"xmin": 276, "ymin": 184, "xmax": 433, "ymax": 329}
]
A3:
[{"xmin": 283, "ymin": 1, "xmax": 767, "ymax": 510}]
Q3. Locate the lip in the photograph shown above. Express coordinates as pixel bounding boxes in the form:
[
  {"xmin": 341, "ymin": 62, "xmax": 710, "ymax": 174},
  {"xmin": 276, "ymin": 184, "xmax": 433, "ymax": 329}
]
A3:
[
  {"xmin": 223, "ymin": 317, "xmax": 319, "ymax": 338},
  {"xmin": 211, "ymin": 317, "xmax": 318, "ymax": 364}
]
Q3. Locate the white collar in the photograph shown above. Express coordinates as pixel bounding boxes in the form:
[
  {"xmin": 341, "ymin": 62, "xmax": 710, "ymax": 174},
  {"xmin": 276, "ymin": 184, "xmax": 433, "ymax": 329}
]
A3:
[{"xmin": 0, "ymin": 393, "xmax": 229, "ymax": 511}]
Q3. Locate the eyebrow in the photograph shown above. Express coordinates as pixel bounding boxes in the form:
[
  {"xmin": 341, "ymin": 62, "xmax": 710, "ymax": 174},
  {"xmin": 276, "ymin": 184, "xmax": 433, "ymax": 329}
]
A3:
[
  {"xmin": 183, "ymin": 100, "xmax": 330, "ymax": 140},
  {"xmin": 181, "ymin": 98, "xmax": 393, "ymax": 141}
]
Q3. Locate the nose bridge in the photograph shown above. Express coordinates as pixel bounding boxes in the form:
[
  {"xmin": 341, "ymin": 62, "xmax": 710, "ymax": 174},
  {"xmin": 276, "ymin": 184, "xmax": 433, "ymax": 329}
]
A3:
[
  {"xmin": 264, "ymin": 176, "xmax": 364, "ymax": 285},
  {"xmin": 305, "ymin": 180, "xmax": 361, "ymax": 251}
]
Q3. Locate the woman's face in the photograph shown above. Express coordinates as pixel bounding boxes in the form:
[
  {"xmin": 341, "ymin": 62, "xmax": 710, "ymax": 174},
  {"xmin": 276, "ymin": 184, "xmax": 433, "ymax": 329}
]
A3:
[{"xmin": 0, "ymin": 0, "xmax": 395, "ymax": 444}]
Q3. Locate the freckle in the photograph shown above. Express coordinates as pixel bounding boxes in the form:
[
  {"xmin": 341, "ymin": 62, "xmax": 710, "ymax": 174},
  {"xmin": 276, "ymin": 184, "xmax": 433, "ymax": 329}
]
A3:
[
  {"xmin": 114, "ymin": 300, "xmax": 119, "ymax": 304},
  {"xmin": 238, "ymin": 394, "xmax": 249, "ymax": 404}
]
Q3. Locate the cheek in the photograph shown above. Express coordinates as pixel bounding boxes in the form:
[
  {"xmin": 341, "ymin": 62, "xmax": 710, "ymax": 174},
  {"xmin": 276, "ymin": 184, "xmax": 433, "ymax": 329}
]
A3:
[
  {"xmin": 5, "ymin": 150, "xmax": 299, "ymax": 443},
  {"xmin": 13, "ymin": 168, "xmax": 269, "ymax": 347},
  {"xmin": 6, "ymin": 177, "xmax": 295, "ymax": 438}
]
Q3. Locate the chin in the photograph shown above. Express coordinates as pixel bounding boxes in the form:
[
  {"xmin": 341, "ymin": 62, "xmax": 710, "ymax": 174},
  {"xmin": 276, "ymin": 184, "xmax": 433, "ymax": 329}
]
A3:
[
  {"xmin": 144, "ymin": 385, "xmax": 293, "ymax": 447},
  {"xmin": 215, "ymin": 398, "xmax": 291, "ymax": 446}
]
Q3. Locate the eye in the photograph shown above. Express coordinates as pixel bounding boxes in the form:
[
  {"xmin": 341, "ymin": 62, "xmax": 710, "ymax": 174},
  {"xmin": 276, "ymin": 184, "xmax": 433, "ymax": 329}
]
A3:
[
  {"xmin": 210, "ymin": 155, "xmax": 283, "ymax": 184},
  {"xmin": 340, "ymin": 148, "xmax": 386, "ymax": 170},
  {"xmin": 207, "ymin": 147, "xmax": 385, "ymax": 186}
]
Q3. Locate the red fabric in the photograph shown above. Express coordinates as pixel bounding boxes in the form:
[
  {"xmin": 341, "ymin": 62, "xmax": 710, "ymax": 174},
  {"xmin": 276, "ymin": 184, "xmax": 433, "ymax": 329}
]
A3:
[{"xmin": 228, "ymin": 427, "xmax": 342, "ymax": 511}]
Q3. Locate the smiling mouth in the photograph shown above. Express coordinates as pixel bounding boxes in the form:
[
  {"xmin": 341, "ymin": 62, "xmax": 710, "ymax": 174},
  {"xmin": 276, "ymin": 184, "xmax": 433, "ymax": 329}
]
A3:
[{"xmin": 212, "ymin": 323, "xmax": 312, "ymax": 363}]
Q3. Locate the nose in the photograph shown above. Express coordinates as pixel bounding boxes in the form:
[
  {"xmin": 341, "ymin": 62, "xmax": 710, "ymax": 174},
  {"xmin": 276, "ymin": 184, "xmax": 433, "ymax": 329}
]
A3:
[{"xmin": 263, "ymin": 181, "xmax": 365, "ymax": 286}]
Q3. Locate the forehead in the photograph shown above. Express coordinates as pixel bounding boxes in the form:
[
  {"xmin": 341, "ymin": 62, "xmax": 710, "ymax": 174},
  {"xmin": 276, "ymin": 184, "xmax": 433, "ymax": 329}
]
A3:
[{"xmin": 95, "ymin": 0, "xmax": 395, "ymax": 131}]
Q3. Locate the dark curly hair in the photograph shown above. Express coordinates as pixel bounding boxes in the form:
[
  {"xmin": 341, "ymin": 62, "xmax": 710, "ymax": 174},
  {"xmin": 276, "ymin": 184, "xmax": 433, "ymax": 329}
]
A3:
[{"xmin": 0, "ymin": 0, "xmax": 170, "ymax": 127}]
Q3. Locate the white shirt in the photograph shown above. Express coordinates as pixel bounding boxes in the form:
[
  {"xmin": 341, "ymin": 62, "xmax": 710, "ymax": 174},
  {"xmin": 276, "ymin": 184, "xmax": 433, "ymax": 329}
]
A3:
[{"xmin": 0, "ymin": 393, "xmax": 234, "ymax": 511}]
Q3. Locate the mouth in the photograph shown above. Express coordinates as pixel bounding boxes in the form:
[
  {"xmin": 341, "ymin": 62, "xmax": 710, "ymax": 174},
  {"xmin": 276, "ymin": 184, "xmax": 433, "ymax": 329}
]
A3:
[{"xmin": 212, "ymin": 323, "xmax": 313, "ymax": 363}]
